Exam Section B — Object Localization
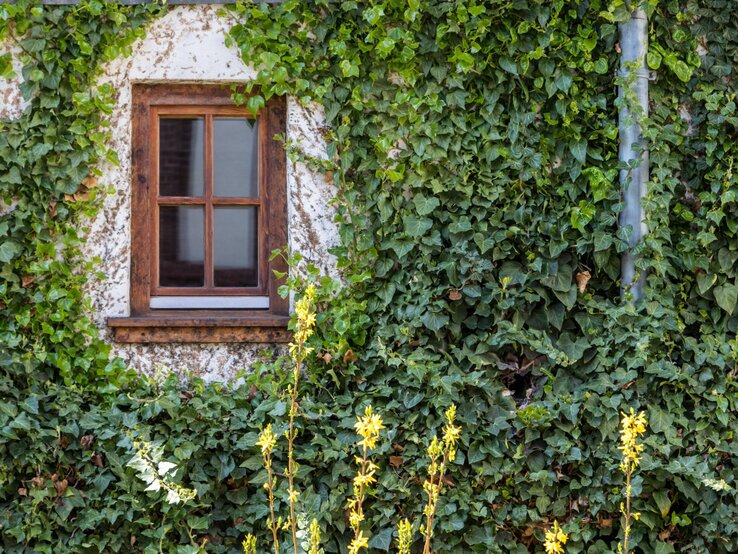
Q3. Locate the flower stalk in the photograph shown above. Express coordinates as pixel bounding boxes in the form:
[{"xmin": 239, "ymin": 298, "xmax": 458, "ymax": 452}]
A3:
[
  {"xmin": 286, "ymin": 284, "xmax": 317, "ymax": 554},
  {"xmin": 543, "ymin": 520, "xmax": 568, "ymax": 554},
  {"xmin": 242, "ymin": 534, "xmax": 257, "ymax": 554},
  {"xmin": 308, "ymin": 518, "xmax": 322, "ymax": 554},
  {"xmin": 421, "ymin": 405, "xmax": 462, "ymax": 554},
  {"xmin": 257, "ymin": 424, "xmax": 281, "ymax": 554},
  {"xmin": 396, "ymin": 518, "xmax": 413, "ymax": 554},
  {"xmin": 347, "ymin": 405, "xmax": 385, "ymax": 554},
  {"xmin": 618, "ymin": 408, "xmax": 647, "ymax": 554}
]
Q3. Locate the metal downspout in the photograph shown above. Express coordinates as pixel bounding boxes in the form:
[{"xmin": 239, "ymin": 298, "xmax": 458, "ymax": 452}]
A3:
[{"xmin": 619, "ymin": 8, "xmax": 649, "ymax": 301}]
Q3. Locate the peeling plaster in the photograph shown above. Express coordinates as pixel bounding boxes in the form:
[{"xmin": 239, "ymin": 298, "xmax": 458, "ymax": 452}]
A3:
[
  {"xmin": 0, "ymin": 39, "xmax": 28, "ymax": 120},
  {"xmin": 67, "ymin": 6, "xmax": 339, "ymax": 380}
]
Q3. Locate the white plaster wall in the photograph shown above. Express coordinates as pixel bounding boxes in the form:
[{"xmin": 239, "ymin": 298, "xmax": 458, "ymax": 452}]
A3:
[
  {"xmin": 0, "ymin": 7, "xmax": 338, "ymax": 380},
  {"xmin": 0, "ymin": 38, "xmax": 28, "ymax": 120}
]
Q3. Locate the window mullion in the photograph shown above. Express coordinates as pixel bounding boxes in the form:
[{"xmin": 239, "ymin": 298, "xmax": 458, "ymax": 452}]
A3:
[{"xmin": 204, "ymin": 113, "xmax": 214, "ymax": 289}]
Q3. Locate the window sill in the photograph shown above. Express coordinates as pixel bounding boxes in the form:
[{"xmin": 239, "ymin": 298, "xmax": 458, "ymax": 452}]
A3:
[{"xmin": 107, "ymin": 313, "xmax": 291, "ymax": 343}]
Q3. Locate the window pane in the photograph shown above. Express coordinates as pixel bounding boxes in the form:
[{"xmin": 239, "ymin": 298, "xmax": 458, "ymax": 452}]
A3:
[
  {"xmin": 214, "ymin": 207, "xmax": 258, "ymax": 287},
  {"xmin": 159, "ymin": 118, "xmax": 204, "ymax": 196},
  {"xmin": 159, "ymin": 206, "xmax": 204, "ymax": 287},
  {"xmin": 213, "ymin": 118, "xmax": 258, "ymax": 197}
]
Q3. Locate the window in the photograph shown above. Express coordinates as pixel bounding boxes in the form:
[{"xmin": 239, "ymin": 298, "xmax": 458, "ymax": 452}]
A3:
[{"xmin": 108, "ymin": 84, "xmax": 289, "ymax": 343}]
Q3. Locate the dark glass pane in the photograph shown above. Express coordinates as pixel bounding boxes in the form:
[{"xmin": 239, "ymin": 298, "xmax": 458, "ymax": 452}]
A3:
[
  {"xmin": 214, "ymin": 207, "xmax": 258, "ymax": 287},
  {"xmin": 159, "ymin": 118, "xmax": 204, "ymax": 196},
  {"xmin": 213, "ymin": 118, "xmax": 258, "ymax": 197},
  {"xmin": 159, "ymin": 206, "xmax": 204, "ymax": 287}
]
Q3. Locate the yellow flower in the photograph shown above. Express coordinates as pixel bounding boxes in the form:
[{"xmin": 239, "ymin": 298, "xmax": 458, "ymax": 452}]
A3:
[
  {"xmin": 353, "ymin": 467, "xmax": 377, "ymax": 489},
  {"xmin": 355, "ymin": 405, "xmax": 385, "ymax": 450},
  {"xmin": 543, "ymin": 521, "xmax": 568, "ymax": 554},
  {"xmin": 396, "ymin": 518, "xmax": 413, "ymax": 554},
  {"xmin": 348, "ymin": 530, "xmax": 369, "ymax": 554},
  {"xmin": 427, "ymin": 436, "xmax": 443, "ymax": 460},
  {"xmin": 618, "ymin": 408, "xmax": 647, "ymax": 469},
  {"xmin": 348, "ymin": 506, "xmax": 364, "ymax": 529},
  {"xmin": 242, "ymin": 534, "xmax": 256, "ymax": 554},
  {"xmin": 309, "ymin": 518, "xmax": 322, "ymax": 554},
  {"xmin": 256, "ymin": 424, "xmax": 277, "ymax": 455},
  {"xmin": 290, "ymin": 284, "xmax": 317, "ymax": 357},
  {"xmin": 442, "ymin": 405, "xmax": 461, "ymax": 450}
]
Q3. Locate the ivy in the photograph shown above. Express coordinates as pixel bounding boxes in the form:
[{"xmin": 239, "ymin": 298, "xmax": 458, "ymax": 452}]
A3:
[{"xmin": 1, "ymin": 1, "xmax": 738, "ymax": 553}]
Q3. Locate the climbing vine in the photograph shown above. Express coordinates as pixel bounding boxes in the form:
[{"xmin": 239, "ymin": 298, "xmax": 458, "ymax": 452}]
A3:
[{"xmin": 1, "ymin": 1, "xmax": 737, "ymax": 553}]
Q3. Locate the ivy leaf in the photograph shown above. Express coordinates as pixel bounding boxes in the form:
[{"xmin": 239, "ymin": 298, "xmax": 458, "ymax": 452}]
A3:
[
  {"xmin": 593, "ymin": 230, "xmax": 613, "ymax": 251},
  {"xmin": 499, "ymin": 57, "xmax": 517, "ymax": 74},
  {"xmin": 649, "ymin": 405, "xmax": 674, "ymax": 435},
  {"xmin": 583, "ymin": 167, "xmax": 612, "ymax": 203},
  {"xmin": 404, "ymin": 215, "xmax": 433, "ymax": 237},
  {"xmin": 451, "ymin": 48, "xmax": 475, "ymax": 73},
  {"xmin": 259, "ymin": 51, "xmax": 280, "ymax": 70},
  {"xmin": 376, "ymin": 37, "xmax": 396, "ymax": 57},
  {"xmin": 555, "ymin": 72, "xmax": 572, "ymax": 92},
  {"xmin": 388, "ymin": 239, "xmax": 414, "ymax": 258},
  {"xmin": 0, "ymin": 53, "xmax": 15, "ymax": 79},
  {"xmin": 368, "ymin": 526, "xmax": 393, "ymax": 551},
  {"xmin": 570, "ymin": 201, "xmax": 595, "ymax": 232},
  {"xmin": 653, "ymin": 491, "xmax": 671, "ymax": 518},
  {"xmin": 672, "ymin": 60, "xmax": 692, "ymax": 82},
  {"xmin": 570, "ymin": 140, "xmax": 588, "ymax": 163},
  {"xmin": 0, "ymin": 240, "xmax": 21, "ymax": 263},
  {"xmin": 696, "ymin": 272, "xmax": 717, "ymax": 295},
  {"xmin": 246, "ymin": 94, "xmax": 265, "ymax": 117},
  {"xmin": 362, "ymin": 5, "xmax": 384, "ymax": 25},
  {"xmin": 340, "ymin": 59, "xmax": 360, "ymax": 78},
  {"xmin": 647, "ymin": 50, "xmax": 662, "ymax": 70},
  {"xmin": 421, "ymin": 310, "xmax": 448, "ymax": 331},
  {"xmin": 714, "ymin": 283, "xmax": 738, "ymax": 314},
  {"xmin": 413, "ymin": 194, "xmax": 440, "ymax": 216},
  {"xmin": 580, "ymin": 35, "xmax": 597, "ymax": 52},
  {"xmin": 593, "ymin": 58, "xmax": 608, "ymax": 74},
  {"xmin": 654, "ymin": 542, "xmax": 676, "ymax": 554}
]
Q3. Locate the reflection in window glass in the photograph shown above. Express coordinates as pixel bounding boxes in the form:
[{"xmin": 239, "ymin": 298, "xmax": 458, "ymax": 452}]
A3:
[
  {"xmin": 159, "ymin": 206, "xmax": 204, "ymax": 287},
  {"xmin": 159, "ymin": 118, "xmax": 204, "ymax": 196},
  {"xmin": 213, "ymin": 118, "xmax": 259, "ymax": 197},
  {"xmin": 214, "ymin": 207, "xmax": 258, "ymax": 287}
]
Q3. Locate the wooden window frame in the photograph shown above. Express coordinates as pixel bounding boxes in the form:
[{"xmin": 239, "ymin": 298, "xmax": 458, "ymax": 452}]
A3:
[{"xmin": 108, "ymin": 83, "xmax": 290, "ymax": 343}]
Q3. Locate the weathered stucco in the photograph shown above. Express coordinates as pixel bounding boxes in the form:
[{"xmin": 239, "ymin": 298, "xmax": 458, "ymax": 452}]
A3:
[
  {"xmin": 3, "ymin": 7, "xmax": 338, "ymax": 380},
  {"xmin": 0, "ymin": 39, "xmax": 28, "ymax": 120}
]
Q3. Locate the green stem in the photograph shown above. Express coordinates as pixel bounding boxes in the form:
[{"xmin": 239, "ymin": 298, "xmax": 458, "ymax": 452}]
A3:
[{"xmin": 287, "ymin": 352, "xmax": 301, "ymax": 554}]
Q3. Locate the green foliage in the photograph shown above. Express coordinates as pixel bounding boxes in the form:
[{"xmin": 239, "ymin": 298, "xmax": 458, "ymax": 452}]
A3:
[
  {"xmin": 0, "ymin": 1, "xmax": 164, "ymax": 391},
  {"xmin": 1, "ymin": 1, "xmax": 738, "ymax": 553}
]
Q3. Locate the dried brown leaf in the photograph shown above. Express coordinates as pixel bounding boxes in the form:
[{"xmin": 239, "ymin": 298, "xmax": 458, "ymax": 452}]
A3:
[
  {"xmin": 54, "ymin": 479, "xmax": 68, "ymax": 495},
  {"xmin": 82, "ymin": 175, "xmax": 98, "ymax": 189},
  {"xmin": 576, "ymin": 270, "xmax": 591, "ymax": 294}
]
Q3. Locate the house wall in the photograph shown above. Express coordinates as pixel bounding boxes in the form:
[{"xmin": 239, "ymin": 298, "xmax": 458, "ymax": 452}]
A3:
[{"xmin": 1, "ymin": 6, "xmax": 338, "ymax": 381}]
